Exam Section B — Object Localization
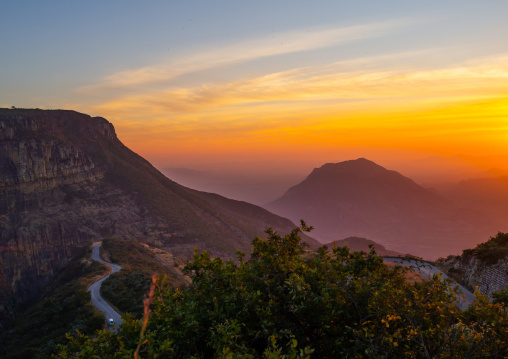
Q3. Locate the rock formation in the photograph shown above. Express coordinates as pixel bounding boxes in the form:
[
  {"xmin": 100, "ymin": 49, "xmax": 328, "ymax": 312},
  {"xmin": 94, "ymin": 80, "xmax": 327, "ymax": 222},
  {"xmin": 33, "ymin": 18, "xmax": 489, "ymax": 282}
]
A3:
[
  {"xmin": 0, "ymin": 108, "xmax": 312, "ymax": 327},
  {"xmin": 439, "ymin": 232, "xmax": 508, "ymax": 298}
]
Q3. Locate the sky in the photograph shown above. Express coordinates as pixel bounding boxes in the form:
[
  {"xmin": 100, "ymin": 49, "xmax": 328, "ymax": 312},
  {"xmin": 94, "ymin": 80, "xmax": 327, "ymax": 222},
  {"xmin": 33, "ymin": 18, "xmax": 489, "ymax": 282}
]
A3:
[{"xmin": 1, "ymin": 1, "xmax": 508, "ymax": 191}]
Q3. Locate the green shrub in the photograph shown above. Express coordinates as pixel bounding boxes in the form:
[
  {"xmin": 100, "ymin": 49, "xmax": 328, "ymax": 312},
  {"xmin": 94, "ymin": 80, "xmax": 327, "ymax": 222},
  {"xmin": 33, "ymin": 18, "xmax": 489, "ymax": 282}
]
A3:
[
  {"xmin": 0, "ymin": 248, "xmax": 108, "ymax": 359},
  {"xmin": 57, "ymin": 224, "xmax": 508, "ymax": 358},
  {"xmin": 101, "ymin": 270, "xmax": 152, "ymax": 318},
  {"xmin": 462, "ymin": 232, "xmax": 508, "ymax": 265}
]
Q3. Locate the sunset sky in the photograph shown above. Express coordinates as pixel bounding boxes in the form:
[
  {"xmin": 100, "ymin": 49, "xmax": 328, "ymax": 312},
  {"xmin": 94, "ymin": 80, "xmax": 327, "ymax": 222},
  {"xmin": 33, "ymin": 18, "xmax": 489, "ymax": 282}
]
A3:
[{"xmin": 1, "ymin": 1, "xmax": 508, "ymax": 184}]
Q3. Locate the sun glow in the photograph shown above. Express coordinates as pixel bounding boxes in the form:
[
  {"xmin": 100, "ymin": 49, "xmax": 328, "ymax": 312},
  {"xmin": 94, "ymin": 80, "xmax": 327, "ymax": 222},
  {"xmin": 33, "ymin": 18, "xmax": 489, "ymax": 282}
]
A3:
[{"xmin": 86, "ymin": 50, "xmax": 508, "ymax": 173}]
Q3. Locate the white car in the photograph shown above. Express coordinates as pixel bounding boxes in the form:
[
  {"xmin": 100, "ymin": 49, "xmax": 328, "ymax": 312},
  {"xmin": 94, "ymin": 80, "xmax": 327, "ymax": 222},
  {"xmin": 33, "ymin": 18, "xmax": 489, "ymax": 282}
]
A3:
[{"xmin": 108, "ymin": 318, "xmax": 115, "ymax": 327}]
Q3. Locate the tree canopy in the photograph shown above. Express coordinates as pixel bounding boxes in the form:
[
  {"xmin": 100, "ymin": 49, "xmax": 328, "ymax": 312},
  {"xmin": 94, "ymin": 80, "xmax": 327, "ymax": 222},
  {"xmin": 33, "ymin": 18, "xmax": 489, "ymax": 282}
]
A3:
[{"xmin": 57, "ymin": 223, "xmax": 508, "ymax": 358}]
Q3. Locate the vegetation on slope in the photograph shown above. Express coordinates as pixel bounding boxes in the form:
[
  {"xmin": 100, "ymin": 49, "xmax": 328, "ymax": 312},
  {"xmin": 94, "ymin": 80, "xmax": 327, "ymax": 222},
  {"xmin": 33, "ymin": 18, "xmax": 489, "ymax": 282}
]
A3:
[
  {"xmin": 100, "ymin": 238, "xmax": 188, "ymax": 318},
  {"xmin": 58, "ymin": 224, "xmax": 508, "ymax": 358},
  {"xmin": 0, "ymin": 247, "xmax": 108, "ymax": 359},
  {"xmin": 437, "ymin": 232, "xmax": 508, "ymax": 301},
  {"xmin": 461, "ymin": 232, "xmax": 508, "ymax": 265}
]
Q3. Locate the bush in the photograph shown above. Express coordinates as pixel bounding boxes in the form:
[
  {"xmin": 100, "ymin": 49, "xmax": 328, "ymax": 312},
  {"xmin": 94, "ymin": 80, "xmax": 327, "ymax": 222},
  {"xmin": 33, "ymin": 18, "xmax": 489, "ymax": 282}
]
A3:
[
  {"xmin": 57, "ymin": 223, "xmax": 508, "ymax": 358},
  {"xmin": 101, "ymin": 270, "xmax": 152, "ymax": 318},
  {"xmin": 462, "ymin": 232, "xmax": 508, "ymax": 265}
]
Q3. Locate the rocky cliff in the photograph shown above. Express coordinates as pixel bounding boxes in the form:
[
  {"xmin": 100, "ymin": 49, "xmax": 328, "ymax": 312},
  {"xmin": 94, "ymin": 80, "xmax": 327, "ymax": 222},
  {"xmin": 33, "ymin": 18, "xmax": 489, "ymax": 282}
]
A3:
[
  {"xmin": 439, "ymin": 232, "xmax": 508, "ymax": 298},
  {"xmin": 0, "ymin": 108, "xmax": 311, "ymax": 327}
]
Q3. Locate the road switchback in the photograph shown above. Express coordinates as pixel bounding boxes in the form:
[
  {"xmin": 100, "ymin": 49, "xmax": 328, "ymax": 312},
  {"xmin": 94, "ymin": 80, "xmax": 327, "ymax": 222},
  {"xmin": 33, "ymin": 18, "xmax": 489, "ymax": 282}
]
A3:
[{"xmin": 88, "ymin": 243, "xmax": 123, "ymax": 330}]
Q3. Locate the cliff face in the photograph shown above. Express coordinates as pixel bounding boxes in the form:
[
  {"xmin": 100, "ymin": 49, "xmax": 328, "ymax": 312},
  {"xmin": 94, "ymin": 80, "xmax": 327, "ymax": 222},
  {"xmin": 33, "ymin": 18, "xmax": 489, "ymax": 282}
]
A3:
[
  {"xmin": 0, "ymin": 109, "xmax": 307, "ymax": 327},
  {"xmin": 441, "ymin": 255, "xmax": 508, "ymax": 298},
  {"xmin": 0, "ymin": 110, "xmax": 159, "ymax": 324},
  {"xmin": 439, "ymin": 233, "xmax": 508, "ymax": 298}
]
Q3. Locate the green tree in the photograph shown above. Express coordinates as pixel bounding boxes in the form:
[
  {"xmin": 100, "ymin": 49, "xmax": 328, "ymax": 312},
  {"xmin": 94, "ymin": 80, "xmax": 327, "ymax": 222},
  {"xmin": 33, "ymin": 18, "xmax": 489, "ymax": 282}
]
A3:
[
  {"xmin": 492, "ymin": 286, "xmax": 508, "ymax": 310},
  {"xmin": 57, "ymin": 223, "xmax": 508, "ymax": 358}
]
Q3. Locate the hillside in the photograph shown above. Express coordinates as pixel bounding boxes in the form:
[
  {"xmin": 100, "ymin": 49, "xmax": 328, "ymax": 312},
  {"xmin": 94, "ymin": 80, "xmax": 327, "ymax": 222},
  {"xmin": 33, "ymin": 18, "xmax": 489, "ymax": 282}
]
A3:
[
  {"xmin": 0, "ymin": 238, "xmax": 191, "ymax": 358},
  {"xmin": 100, "ymin": 238, "xmax": 189, "ymax": 318},
  {"xmin": 438, "ymin": 232, "xmax": 508, "ymax": 298},
  {"xmin": 266, "ymin": 158, "xmax": 494, "ymax": 259},
  {"xmin": 56, "ymin": 225, "xmax": 508, "ymax": 358},
  {"xmin": 0, "ymin": 108, "xmax": 317, "ymax": 327},
  {"xmin": 0, "ymin": 247, "xmax": 108, "ymax": 359},
  {"xmin": 324, "ymin": 237, "xmax": 400, "ymax": 257}
]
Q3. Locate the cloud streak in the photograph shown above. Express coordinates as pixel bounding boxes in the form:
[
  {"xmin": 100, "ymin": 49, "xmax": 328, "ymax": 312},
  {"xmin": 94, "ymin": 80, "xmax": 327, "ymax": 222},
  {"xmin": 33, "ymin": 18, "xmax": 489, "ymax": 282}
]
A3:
[
  {"xmin": 76, "ymin": 15, "xmax": 508, "ymax": 166},
  {"xmin": 92, "ymin": 53, "xmax": 508, "ymax": 119},
  {"xmin": 78, "ymin": 18, "xmax": 416, "ymax": 93}
]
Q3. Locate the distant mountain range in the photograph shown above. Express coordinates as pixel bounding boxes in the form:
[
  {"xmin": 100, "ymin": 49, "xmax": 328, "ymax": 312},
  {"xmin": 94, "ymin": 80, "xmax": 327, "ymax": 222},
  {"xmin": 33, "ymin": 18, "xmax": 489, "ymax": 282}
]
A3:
[
  {"xmin": 266, "ymin": 158, "xmax": 502, "ymax": 259},
  {"xmin": 435, "ymin": 176, "xmax": 508, "ymax": 210},
  {"xmin": 160, "ymin": 166, "xmax": 306, "ymax": 206}
]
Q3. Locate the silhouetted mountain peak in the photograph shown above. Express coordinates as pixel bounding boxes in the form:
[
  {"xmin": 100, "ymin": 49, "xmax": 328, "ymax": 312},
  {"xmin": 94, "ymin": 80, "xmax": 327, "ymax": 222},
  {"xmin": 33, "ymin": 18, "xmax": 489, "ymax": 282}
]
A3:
[
  {"xmin": 281, "ymin": 158, "xmax": 430, "ymax": 204},
  {"xmin": 266, "ymin": 158, "xmax": 484, "ymax": 259},
  {"xmin": 309, "ymin": 158, "xmax": 396, "ymax": 179}
]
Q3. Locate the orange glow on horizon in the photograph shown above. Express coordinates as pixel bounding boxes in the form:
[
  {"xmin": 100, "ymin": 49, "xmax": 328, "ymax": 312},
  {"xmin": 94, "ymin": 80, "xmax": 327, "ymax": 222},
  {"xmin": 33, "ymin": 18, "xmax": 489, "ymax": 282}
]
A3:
[
  {"xmin": 79, "ymin": 53, "xmax": 508, "ymax": 174},
  {"xmin": 102, "ymin": 95, "xmax": 508, "ymax": 174}
]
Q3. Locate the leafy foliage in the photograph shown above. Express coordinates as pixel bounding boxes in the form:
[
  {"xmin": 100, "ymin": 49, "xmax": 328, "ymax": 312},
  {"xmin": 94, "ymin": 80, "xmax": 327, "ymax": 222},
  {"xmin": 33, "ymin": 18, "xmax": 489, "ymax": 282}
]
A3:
[
  {"xmin": 492, "ymin": 287, "xmax": 508, "ymax": 309},
  {"xmin": 462, "ymin": 232, "xmax": 508, "ymax": 265},
  {"xmin": 58, "ymin": 223, "xmax": 508, "ymax": 358},
  {"xmin": 0, "ymin": 248, "xmax": 108, "ymax": 359},
  {"xmin": 100, "ymin": 238, "xmax": 188, "ymax": 318},
  {"xmin": 101, "ymin": 270, "xmax": 152, "ymax": 318}
]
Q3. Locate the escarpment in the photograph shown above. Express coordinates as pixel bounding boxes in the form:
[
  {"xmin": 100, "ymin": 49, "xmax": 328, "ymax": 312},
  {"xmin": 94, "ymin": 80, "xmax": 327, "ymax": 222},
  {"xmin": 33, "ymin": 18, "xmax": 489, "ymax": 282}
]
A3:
[
  {"xmin": 0, "ymin": 110, "xmax": 161, "ymax": 326},
  {"xmin": 439, "ymin": 232, "xmax": 508, "ymax": 298},
  {"xmin": 0, "ymin": 108, "xmax": 305, "ymax": 327}
]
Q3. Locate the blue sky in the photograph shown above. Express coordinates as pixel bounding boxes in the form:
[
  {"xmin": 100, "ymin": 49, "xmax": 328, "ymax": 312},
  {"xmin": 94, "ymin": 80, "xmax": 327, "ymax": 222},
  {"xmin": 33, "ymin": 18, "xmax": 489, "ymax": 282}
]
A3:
[{"xmin": 2, "ymin": 1, "xmax": 507, "ymax": 108}]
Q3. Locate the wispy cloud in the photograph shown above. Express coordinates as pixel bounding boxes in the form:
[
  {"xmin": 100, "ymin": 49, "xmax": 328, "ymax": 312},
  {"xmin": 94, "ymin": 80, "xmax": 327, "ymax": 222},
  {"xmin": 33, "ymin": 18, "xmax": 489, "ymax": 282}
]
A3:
[
  {"xmin": 78, "ymin": 19, "xmax": 415, "ymax": 93},
  {"xmin": 92, "ymin": 53, "xmax": 508, "ymax": 119},
  {"xmin": 77, "ymin": 17, "xmax": 508, "ymax": 164}
]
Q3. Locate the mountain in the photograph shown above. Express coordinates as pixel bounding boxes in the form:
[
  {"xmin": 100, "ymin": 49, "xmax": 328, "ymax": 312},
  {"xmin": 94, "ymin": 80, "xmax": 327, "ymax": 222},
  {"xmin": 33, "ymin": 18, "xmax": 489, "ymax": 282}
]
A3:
[
  {"xmin": 266, "ymin": 158, "xmax": 496, "ymax": 259},
  {"xmin": 0, "ymin": 108, "xmax": 318, "ymax": 327},
  {"xmin": 324, "ymin": 237, "xmax": 401, "ymax": 257},
  {"xmin": 435, "ymin": 176, "xmax": 508, "ymax": 212}
]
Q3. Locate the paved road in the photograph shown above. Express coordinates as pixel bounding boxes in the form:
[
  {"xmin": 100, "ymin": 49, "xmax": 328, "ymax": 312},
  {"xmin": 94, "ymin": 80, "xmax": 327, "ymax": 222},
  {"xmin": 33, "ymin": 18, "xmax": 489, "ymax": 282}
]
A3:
[
  {"xmin": 88, "ymin": 243, "xmax": 123, "ymax": 330},
  {"xmin": 383, "ymin": 257, "xmax": 476, "ymax": 311}
]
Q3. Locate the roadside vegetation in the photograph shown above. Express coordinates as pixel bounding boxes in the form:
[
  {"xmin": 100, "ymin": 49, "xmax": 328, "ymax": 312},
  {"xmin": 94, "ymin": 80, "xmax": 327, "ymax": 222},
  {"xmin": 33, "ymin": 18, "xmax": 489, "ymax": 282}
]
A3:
[
  {"xmin": 58, "ymin": 223, "xmax": 508, "ymax": 358},
  {"xmin": 437, "ymin": 232, "xmax": 508, "ymax": 293},
  {"xmin": 461, "ymin": 232, "xmax": 508, "ymax": 265},
  {"xmin": 0, "ymin": 247, "xmax": 108, "ymax": 359},
  {"xmin": 100, "ymin": 238, "xmax": 188, "ymax": 318}
]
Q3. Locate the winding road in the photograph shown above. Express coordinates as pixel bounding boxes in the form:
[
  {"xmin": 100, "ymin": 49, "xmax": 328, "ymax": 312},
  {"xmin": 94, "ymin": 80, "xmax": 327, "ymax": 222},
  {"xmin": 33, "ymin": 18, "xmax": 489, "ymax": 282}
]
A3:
[
  {"xmin": 88, "ymin": 242, "xmax": 123, "ymax": 330},
  {"xmin": 383, "ymin": 257, "xmax": 476, "ymax": 311}
]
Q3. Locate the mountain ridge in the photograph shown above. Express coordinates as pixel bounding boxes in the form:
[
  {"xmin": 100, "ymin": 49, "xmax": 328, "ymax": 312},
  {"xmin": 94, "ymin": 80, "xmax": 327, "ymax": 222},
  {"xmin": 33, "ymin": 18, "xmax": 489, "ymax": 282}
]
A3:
[
  {"xmin": 0, "ymin": 108, "xmax": 317, "ymax": 327},
  {"xmin": 267, "ymin": 158, "xmax": 493, "ymax": 259}
]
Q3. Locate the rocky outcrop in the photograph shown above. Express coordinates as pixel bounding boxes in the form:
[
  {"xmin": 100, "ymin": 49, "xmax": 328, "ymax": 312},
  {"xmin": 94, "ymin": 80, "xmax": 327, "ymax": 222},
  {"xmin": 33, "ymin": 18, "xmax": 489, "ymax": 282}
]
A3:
[
  {"xmin": 441, "ymin": 256, "xmax": 508, "ymax": 298},
  {"xmin": 439, "ymin": 234, "xmax": 508, "ymax": 298},
  {"xmin": 0, "ymin": 110, "xmax": 157, "ymax": 325},
  {"xmin": 0, "ymin": 108, "xmax": 307, "ymax": 328}
]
